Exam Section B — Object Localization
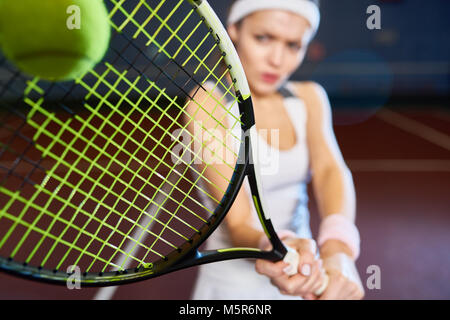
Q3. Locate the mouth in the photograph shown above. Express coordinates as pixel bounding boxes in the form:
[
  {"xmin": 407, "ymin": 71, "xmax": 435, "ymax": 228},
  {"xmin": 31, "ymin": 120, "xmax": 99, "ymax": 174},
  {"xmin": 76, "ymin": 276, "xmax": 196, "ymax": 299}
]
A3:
[{"xmin": 260, "ymin": 73, "xmax": 280, "ymax": 85}]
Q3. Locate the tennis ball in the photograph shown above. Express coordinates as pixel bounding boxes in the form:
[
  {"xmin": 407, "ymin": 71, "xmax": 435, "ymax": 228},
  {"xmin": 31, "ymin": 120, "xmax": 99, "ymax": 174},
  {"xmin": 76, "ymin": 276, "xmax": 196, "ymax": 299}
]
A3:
[{"xmin": 0, "ymin": 0, "xmax": 111, "ymax": 81}]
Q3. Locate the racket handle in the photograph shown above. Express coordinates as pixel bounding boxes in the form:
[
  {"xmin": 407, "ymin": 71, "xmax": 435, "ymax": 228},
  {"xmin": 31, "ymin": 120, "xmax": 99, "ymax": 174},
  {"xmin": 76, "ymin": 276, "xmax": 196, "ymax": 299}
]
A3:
[
  {"xmin": 282, "ymin": 247, "xmax": 329, "ymax": 296},
  {"xmin": 282, "ymin": 247, "xmax": 300, "ymax": 276}
]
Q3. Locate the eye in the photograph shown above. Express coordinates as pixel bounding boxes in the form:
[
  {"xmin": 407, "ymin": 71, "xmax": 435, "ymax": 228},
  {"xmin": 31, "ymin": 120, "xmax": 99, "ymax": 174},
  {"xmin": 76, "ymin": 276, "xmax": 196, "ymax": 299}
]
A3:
[
  {"xmin": 254, "ymin": 34, "xmax": 271, "ymax": 42},
  {"xmin": 287, "ymin": 42, "xmax": 302, "ymax": 51}
]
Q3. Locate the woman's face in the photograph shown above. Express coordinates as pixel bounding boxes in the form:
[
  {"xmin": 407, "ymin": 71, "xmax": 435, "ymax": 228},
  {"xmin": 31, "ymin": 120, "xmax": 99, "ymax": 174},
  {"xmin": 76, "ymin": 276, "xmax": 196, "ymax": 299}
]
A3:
[{"xmin": 228, "ymin": 10, "xmax": 312, "ymax": 97}]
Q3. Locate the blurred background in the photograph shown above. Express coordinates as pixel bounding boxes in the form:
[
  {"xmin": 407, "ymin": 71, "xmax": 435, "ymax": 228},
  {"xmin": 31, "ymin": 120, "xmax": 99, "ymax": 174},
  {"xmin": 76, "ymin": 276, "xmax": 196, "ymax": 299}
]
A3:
[{"xmin": 0, "ymin": 0, "xmax": 449, "ymax": 299}]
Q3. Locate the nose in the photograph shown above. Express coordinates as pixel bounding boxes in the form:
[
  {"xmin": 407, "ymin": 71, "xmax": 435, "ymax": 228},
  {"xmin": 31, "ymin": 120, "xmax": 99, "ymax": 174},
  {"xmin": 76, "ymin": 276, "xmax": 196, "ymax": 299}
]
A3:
[{"xmin": 268, "ymin": 43, "xmax": 285, "ymax": 68}]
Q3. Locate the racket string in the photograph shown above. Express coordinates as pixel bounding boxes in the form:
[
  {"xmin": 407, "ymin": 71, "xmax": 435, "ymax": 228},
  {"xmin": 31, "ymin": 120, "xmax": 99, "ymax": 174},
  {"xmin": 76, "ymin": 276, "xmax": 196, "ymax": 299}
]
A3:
[
  {"xmin": 1, "ymin": 83, "xmax": 220, "ymax": 270},
  {"xmin": 106, "ymin": 29, "xmax": 240, "ymax": 182},
  {"xmin": 0, "ymin": 0, "xmax": 245, "ymax": 275}
]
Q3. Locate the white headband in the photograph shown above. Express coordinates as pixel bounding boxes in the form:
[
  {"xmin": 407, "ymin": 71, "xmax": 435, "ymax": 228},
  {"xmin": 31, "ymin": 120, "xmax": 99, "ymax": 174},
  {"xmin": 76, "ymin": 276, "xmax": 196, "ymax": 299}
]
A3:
[{"xmin": 227, "ymin": 0, "xmax": 321, "ymax": 33}]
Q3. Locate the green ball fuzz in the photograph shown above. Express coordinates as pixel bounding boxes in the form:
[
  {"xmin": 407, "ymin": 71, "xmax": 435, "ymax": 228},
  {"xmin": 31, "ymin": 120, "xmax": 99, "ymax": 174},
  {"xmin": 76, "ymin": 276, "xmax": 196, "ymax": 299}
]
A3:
[{"xmin": 0, "ymin": 0, "xmax": 111, "ymax": 81}]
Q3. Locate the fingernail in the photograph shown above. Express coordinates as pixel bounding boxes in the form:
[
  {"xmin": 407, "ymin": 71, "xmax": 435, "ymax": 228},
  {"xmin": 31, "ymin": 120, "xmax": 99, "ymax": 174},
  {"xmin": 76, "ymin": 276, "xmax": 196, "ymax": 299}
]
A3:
[{"xmin": 301, "ymin": 264, "xmax": 311, "ymax": 276}]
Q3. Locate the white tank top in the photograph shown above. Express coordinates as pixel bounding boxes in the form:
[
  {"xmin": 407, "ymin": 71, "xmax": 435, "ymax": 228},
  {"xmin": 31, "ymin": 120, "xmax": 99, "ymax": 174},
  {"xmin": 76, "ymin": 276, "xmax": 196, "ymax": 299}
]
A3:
[{"xmin": 192, "ymin": 82, "xmax": 312, "ymax": 299}]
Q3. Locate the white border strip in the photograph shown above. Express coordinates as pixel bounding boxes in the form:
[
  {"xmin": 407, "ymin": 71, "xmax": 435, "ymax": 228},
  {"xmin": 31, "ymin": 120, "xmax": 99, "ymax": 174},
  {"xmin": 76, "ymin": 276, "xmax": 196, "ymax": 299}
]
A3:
[
  {"xmin": 377, "ymin": 109, "xmax": 450, "ymax": 151},
  {"xmin": 347, "ymin": 159, "xmax": 450, "ymax": 172}
]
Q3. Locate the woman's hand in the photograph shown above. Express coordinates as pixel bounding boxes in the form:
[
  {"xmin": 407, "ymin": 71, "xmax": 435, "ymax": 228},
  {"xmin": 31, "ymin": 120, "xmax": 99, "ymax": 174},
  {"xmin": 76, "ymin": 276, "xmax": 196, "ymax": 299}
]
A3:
[
  {"xmin": 255, "ymin": 234, "xmax": 364, "ymax": 300},
  {"xmin": 255, "ymin": 235, "xmax": 328, "ymax": 299},
  {"xmin": 316, "ymin": 252, "xmax": 365, "ymax": 300}
]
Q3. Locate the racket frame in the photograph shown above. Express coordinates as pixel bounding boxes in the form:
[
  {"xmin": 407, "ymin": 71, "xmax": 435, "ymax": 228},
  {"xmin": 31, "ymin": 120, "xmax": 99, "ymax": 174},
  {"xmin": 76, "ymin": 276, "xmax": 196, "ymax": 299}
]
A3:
[{"xmin": 0, "ymin": 0, "xmax": 290, "ymax": 286}]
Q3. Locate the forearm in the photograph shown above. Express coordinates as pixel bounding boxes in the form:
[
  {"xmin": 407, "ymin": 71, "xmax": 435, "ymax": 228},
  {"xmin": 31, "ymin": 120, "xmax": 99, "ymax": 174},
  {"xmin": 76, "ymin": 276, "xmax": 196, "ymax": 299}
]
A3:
[
  {"xmin": 227, "ymin": 220, "xmax": 265, "ymax": 248},
  {"xmin": 314, "ymin": 165, "xmax": 358, "ymax": 258},
  {"xmin": 313, "ymin": 164, "xmax": 356, "ymax": 221}
]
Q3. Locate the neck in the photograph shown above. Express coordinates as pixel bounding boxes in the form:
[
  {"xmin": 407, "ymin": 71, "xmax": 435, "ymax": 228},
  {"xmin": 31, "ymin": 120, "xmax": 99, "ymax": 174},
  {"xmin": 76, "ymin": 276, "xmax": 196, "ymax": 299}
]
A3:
[
  {"xmin": 250, "ymin": 88, "xmax": 280, "ymax": 104},
  {"xmin": 250, "ymin": 88, "xmax": 274, "ymax": 101}
]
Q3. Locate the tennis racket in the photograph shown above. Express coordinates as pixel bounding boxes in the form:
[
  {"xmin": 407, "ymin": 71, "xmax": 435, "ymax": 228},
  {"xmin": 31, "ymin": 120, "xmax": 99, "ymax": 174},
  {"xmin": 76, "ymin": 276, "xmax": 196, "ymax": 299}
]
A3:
[{"xmin": 0, "ymin": 0, "xmax": 328, "ymax": 294}]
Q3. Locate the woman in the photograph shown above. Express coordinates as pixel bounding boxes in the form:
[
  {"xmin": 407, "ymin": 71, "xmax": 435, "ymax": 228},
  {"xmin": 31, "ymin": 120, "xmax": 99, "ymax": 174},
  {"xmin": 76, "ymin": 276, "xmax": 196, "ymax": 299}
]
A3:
[{"xmin": 190, "ymin": 0, "xmax": 364, "ymax": 300}]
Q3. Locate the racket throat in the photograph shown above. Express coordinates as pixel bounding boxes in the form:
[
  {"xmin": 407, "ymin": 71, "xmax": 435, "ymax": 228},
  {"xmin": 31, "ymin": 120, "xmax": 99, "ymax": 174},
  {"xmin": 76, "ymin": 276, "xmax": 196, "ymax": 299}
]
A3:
[{"xmin": 165, "ymin": 248, "xmax": 280, "ymax": 275}]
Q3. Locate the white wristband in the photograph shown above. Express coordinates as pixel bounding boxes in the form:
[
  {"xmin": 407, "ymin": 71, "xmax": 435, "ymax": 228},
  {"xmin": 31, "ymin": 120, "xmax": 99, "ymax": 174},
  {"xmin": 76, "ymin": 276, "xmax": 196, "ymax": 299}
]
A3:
[{"xmin": 318, "ymin": 214, "xmax": 361, "ymax": 260}]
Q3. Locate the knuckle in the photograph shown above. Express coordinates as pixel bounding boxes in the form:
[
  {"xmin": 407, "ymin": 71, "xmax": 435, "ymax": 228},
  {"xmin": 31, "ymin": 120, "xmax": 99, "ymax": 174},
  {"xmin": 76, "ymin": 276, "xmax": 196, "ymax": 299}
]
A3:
[
  {"xmin": 299, "ymin": 238, "xmax": 316, "ymax": 251},
  {"xmin": 273, "ymin": 279, "xmax": 288, "ymax": 292},
  {"xmin": 254, "ymin": 262, "xmax": 265, "ymax": 275},
  {"xmin": 299, "ymin": 251, "xmax": 314, "ymax": 263},
  {"xmin": 284, "ymin": 282, "xmax": 297, "ymax": 295}
]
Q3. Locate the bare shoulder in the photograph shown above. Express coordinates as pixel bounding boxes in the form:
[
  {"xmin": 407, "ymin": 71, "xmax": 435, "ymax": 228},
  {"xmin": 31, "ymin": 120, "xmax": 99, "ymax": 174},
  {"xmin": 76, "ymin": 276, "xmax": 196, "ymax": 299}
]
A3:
[
  {"xmin": 289, "ymin": 81, "xmax": 332, "ymax": 124},
  {"xmin": 291, "ymin": 80, "xmax": 325, "ymax": 94}
]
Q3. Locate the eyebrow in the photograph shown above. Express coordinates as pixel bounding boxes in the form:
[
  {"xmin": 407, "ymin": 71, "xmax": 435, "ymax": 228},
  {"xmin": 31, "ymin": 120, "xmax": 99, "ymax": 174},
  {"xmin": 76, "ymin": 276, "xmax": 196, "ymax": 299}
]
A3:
[{"xmin": 253, "ymin": 28, "xmax": 303, "ymax": 44}]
